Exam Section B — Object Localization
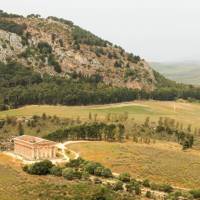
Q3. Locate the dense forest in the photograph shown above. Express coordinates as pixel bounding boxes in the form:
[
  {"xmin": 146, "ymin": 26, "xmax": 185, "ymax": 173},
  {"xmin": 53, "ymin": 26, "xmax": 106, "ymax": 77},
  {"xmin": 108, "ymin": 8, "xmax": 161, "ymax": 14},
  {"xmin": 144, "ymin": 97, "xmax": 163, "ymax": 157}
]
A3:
[{"xmin": 0, "ymin": 62, "xmax": 200, "ymax": 110}]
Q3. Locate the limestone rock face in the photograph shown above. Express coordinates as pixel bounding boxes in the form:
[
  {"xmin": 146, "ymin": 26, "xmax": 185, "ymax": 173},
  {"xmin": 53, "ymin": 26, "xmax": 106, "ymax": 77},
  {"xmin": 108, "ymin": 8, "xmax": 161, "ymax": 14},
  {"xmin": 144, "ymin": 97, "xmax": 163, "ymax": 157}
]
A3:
[
  {"xmin": 0, "ymin": 16, "xmax": 157, "ymax": 91},
  {"xmin": 0, "ymin": 30, "xmax": 24, "ymax": 62}
]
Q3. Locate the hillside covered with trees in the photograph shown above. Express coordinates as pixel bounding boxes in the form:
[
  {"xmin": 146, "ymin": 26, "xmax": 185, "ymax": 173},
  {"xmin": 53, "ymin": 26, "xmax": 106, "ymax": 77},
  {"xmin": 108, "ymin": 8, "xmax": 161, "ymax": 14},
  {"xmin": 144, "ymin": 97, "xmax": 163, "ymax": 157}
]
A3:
[{"xmin": 0, "ymin": 10, "xmax": 200, "ymax": 110}]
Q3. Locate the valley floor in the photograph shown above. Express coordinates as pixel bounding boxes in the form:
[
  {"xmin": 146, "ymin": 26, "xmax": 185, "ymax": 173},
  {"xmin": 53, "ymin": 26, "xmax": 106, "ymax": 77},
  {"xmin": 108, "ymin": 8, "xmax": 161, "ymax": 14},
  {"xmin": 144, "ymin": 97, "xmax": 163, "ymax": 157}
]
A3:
[
  {"xmin": 69, "ymin": 141, "xmax": 200, "ymax": 189},
  {"xmin": 1, "ymin": 100, "xmax": 200, "ymax": 129},
  {"xmin": 1, "ymin": 100, "xmax": 200, "ymax": 195}
]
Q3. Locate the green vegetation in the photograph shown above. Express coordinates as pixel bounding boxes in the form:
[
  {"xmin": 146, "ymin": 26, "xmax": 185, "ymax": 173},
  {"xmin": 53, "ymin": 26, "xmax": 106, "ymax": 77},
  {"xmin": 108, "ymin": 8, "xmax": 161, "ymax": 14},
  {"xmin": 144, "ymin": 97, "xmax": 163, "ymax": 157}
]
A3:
[
  {"xmin": 47, "ymin": 16, "xmax": 74, "ymax": 27},
  {"xmin": 23, "ymin": 160, "xmax": 53, "ymax": 175},
  {"xmin": 72, "ymin": 25, "xmax": 109, "ymax": 47},
  {"xmin": 0, "ymin": 10, "xmax": 23, "ymax": 18},
  {"xmin": 24, "ymin": 157, "xmax": 189, "ymax": 199},
  {"xmin": 23, "ymin": 158, "xmax": 113, "ymax": 184},
  {"xmin": 45, "ymin": 122, "xmax": 125, "ymax": 143},
  {"xmin": 2, "ymin": 62, "xmax": 200, "ymax": 110},
  {"xmin": 38, "ymin": 42, "xmax": 52, "ymax": 55},
  {"xmin": 127, "ymin": 53, "xmax": 141, "ymax": 64},
  {"xmin": 0, "ymin": 20, "xmax": 26, "ymax": 36},
  {"xmin": 48, "ymin": 54, "xmax": 62, "ymax": 73},
  {"xmin": 119, "ymin": 172, "xmax": 131, "ymax": 182},
  {"xmin": 0, "ymin": 62, "xmax": 143, "ymax": 110},
  {"xmin": 0, "ymin": 154, "xmax": 134, "ymax": 200}
]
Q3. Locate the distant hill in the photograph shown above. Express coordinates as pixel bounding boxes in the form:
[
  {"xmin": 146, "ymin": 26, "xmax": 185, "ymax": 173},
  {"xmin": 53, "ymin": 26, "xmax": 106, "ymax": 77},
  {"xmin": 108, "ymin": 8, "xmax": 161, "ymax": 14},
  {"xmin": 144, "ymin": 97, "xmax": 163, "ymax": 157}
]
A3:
[{"xmin": 151, "ymin": 61, "xmax": 200, "ymax": 85}]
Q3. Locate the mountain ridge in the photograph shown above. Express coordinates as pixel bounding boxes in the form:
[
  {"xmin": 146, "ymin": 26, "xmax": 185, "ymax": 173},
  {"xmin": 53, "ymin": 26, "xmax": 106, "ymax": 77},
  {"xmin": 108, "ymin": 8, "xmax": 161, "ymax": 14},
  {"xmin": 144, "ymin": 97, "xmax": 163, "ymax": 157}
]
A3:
[{"xmin": 0, "ymin": 11, "xmax": 158, "ymax": 91}]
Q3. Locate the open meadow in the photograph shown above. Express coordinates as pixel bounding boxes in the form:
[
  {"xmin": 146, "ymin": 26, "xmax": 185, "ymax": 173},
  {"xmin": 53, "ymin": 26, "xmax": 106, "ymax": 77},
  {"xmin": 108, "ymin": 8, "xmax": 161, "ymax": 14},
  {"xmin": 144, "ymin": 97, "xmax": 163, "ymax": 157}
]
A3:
[
  {"xmin": 69, "ymin": 141, "xmax": 200, "ymax": 189},
  {"xmin": 1, "ymin": 100, "xmax": 200, "ymax": 129}
]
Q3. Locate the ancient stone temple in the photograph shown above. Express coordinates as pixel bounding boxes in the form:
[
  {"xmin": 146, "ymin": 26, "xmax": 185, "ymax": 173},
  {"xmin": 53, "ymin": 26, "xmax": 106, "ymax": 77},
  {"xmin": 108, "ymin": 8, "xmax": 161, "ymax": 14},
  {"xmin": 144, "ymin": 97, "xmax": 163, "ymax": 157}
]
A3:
[{"xmin": 14, "ymin": 135, "xmax": 57, "ymax": 160}]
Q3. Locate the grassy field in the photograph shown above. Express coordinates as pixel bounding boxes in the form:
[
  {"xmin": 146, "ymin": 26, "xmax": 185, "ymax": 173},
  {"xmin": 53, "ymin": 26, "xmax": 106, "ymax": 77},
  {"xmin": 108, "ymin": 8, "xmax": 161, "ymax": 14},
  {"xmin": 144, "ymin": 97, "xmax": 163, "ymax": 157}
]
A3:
[
  {"xmin": 0, "ymin": 101, "xmax": 200, "ymax": 128},
  {"xmin": 1, "ymin": 100, "xmax": 200, "ymax": 191},
  {"xmin": 0, "ymin": 153, "xmax": 126, "ymax": 200},
  {"xmin": 69, "ymin": 141, "xmax": 200, "ymax": 189},
  {"xmin": 1, "ymin": 101, "xmax": 200, "ymax": 129}
]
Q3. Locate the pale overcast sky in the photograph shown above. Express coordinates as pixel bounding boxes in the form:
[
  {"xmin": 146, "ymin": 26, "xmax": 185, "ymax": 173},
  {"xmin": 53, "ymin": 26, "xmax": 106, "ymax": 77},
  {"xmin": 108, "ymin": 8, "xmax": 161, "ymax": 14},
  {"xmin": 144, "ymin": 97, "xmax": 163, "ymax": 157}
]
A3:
[{"xmin": 1, "ymin": 0, "xmax": 200, "ymax": 62}]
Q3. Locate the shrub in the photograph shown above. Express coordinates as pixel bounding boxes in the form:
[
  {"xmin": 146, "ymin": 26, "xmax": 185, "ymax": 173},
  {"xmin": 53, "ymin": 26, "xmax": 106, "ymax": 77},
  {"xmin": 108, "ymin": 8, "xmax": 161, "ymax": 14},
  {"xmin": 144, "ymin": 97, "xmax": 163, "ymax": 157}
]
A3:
[
  {"xmin": 0, "ymin": 20, "xmax": 27, "ymax": 36},
  {"xmin": 127, "ymin": 53, "xmax": 140, "ymax": 63},
  {"xmin": 125, "ymin": 182, "xmax": 135, "ymax": 193},
  {"xmin": 112, "ymin": 181, "xmax": 123, "ymax": 191},
  {"xmin": 190, "ymin": 190, "xmax": 200, "ymax": 198},
  {"xmin": 48, "ymin": 54, "xmax": 62, "ymax": 73},
  {"xmin": 84, "ymin": 161, "xmax": 102, "ymax": 175},
  {"xmin": 50, "ymin": 166, "xmax": 62, "ymax": 176},
  {"xmin": 125, "ymin": 68, "xmax": 137, "ymax": 79},
  {"xmin": 146, "ymin": 191, "xmax": 152, "ymax": 198},
  {"xmin": 38, "ymin": 42, "xmax": 52, "ymax": 55},
  {"xmin": 119, "ymin": 172, "xmax": 131, "ymax": 182},
  {"xmin": 159, "ymin": 184, "xmax": 173, "ymax": 193},
  {"xmin": 66, "ymin": 157, "xmax": 85, "ymax": 168},
  {"xmin": 72, "ymin": 25, "xmax": 108, "ymax": 47},
  {"xmin": 72, "ymin": 170, "xmax": 82, "ymax": 179},
  {"xmin": 26, "ymin": 160, "xmax": 53, "ymax": 175},
  {"xmin": 135, "ymin": 184, "xmax": 141, "ymax": 195},
  {"xmin": 82, "ymin": 171, "xmax": 90, "ymax": 180},
  {"xmin": 62, "ymin": 168, "xmax": 74, "ymax": 180},
  {"xmin": 143, "ymin": 179, "xmax": 150, "ymax": 187},
  {"xmin": 0, "ymin": 120, "xmax": 5, "ymax": 128},
  {"xmin": 101, "ymin": 168, "xmax": 112, "ymax": 178},
  {"xmin": 91, "ymin": 186, "xmax": 109, "ymax": 200},
  {"xmin": 114, "ymin": 60, "xmax": 122, "ymax": 68},
  {"xmin": 150, "ymin": 183, "xmax": 159, "ymax": 191},
  {"xmin": 94, "ymin": 167, "xmax": 104, "ymax": 176},
  {"xmin": 22, "ymin": 165, "xmax": 29, "ymax": 172}
]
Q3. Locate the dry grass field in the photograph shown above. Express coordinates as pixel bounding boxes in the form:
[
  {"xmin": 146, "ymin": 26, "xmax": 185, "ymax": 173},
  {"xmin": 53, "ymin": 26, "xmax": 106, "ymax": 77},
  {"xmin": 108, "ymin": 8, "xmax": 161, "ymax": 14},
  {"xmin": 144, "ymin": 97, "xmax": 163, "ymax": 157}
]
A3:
[
  {"xmin": 69, "ymin": 141, "xmax": 200, "ymax": 189},
  {"xmin": 1, "ymin": 100, "xmax": 200, "ymax": 129},
  {"xmin": 0, "ymin": 153, "xmax": 121, "ymax": 200},
  {"xmin": 1, "ymin": 100, "xmax": 200, "ymax": 191}
]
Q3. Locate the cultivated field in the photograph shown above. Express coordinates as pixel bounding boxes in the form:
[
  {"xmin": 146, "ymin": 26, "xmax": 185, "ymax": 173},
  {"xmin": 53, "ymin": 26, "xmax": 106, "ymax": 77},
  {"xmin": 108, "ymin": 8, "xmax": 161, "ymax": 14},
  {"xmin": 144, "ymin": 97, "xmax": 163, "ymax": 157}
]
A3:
[
  {"xmin": 69, "ymin": 141, "xmax": 200, "ymax": 189},
  {"xmin": 1, "ymin": 100, "xmax": 200, "ymax": 129}
]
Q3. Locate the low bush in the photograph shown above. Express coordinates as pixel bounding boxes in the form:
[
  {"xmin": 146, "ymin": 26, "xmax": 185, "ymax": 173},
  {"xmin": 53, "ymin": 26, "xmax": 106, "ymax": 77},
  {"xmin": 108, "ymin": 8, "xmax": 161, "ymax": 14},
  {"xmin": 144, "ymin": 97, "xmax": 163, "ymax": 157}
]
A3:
[
  {"xmin": 125, "ymin": 182, "xmax": 135, "ymax": 193},
  {"xmin": 143, "ymin": 179, "xmax": 150, "ymax": 187},
  {"xmin": 146, "ymin": 191, "xmax": 152, "ymax": 198},
  {"xmin": 119, "ymin": 172, "xmax": 131, "ymax": 182},
  {"xmin": 101, "ymin": 168, "xmax": 112, "ymax": 178},
  {"xmin": 84, "ymin": 161, "xmax": 102, "ymax": 175},
  {"xmin": 190, "ymin": 189, "xmax": 200, "ymax": 198},
  {"xmin": 112, "ymin": 181, "xmax": 123, "ymax": 191},
  {"xmin": 135, "ymin": 184, "xmax": 141, "ymax": 195},
  {"xmin": 24, "ymin": 160, "xmax": 53, "ymax": 175},
  {"xmin": 50, "ymin": 166, "xmax": 62, "ymax": 176},
  {"xmin": 62, "ymin": 168, "xmax": 74, "ymax": 180},
  {"xmin": 62, "ymin": 168, "xmax": 82, "ymax": 180},
  {"xmin": 150, "ymin": 183, "xmax": 160, "ymax": 191},
  {"xmin": 72, "ymin": 170, "xmax": 82, "ymax": 179},
  {"xmin": 66, "ymin": 157, "xmax": 85, "ymax": 168},
  {"xmin": 150, "ymin": 182, "xmax": 173, "ymax": 193},
  {"xmin": 94, "ymin": 167, "xmax": 104, "ymax": 176},
  {"xmin": 159, "ymin": 184, "xmax": 173, "ymax": 193}
]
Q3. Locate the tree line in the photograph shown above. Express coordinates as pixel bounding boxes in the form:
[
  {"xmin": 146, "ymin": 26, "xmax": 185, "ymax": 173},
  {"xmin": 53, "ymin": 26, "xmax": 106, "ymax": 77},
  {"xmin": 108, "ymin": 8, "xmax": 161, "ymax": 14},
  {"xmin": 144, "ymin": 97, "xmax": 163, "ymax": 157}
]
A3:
[
  {"xmin": 45, "ymin": 122, "xmax": 125, "ymax": 142},
  {"xmin": 1, "ymin": 62, "xmax": 200, "ymax": 110}
]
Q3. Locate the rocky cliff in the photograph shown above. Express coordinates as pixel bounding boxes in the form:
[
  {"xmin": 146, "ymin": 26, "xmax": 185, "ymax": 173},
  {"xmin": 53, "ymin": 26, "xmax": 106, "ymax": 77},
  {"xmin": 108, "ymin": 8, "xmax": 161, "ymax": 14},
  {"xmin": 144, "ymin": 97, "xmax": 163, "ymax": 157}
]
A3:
[{"xmin": 0, "ymin": 12, "xmax": 156, "ymax": 91}]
